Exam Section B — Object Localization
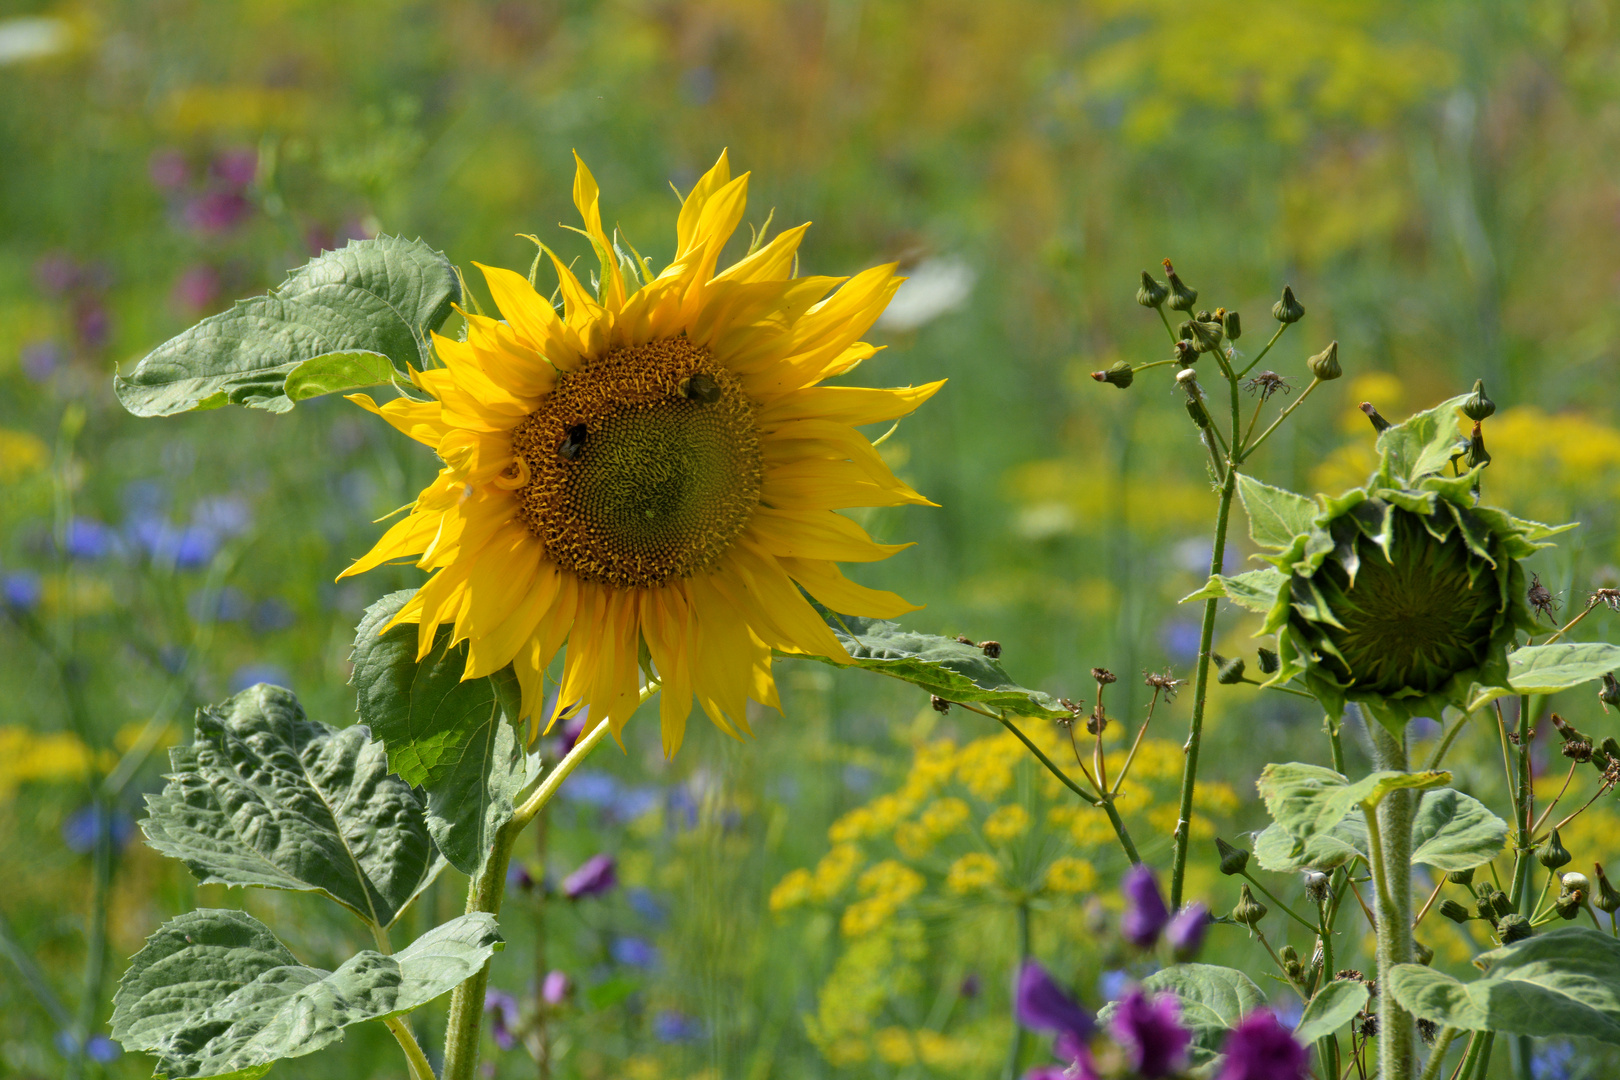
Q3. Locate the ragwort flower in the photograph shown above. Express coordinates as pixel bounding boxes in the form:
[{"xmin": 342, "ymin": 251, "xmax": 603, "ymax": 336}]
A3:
[{"xmin": 344, "ymin": 152, "xmax": 940, "ymax": 752}]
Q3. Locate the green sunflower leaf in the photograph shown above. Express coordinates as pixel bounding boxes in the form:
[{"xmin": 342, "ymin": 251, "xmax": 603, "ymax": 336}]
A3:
[
  {"xmin": 351, "ymin": 590, "xmax": 533, "ymax": 876},
  {"xmin": 111, "ymin": 908, "xmax": 500, "ymax": 1079},
  {"xmin": 283, "ymin": 350, "xmax": 402, "ymax": 402},
  {"xmin": 1180, "ymin": 568, "xmax": 1287, "ymax": 612},
  {"xmin": 1409, "ymin": 788, "xmax": 1508, "ymax": 872},
  {"xmin": 1295, "ymin": 979, "xmax": 1369, "ymax": 1044},
  {"xmin": 1374, "ymin": 393, "xmax": 1470, "ymax": 487},
  {"xmin": 1253, "ymin": 816, "xmax": 1366, "ymax": 872},
  {"xmin": 1236, "ymin": 474, "xmax": 1318, "ymax": 549},
  {"xmin": 1387, "ymin": 928, "xmax": 1620, "ymax": 1043},
  {"xmin": 1097, "ymin": 964, "xmax": 1266, "ymax": 1065},
  {"xmin": 140, "ymin": 684, "xmax": 443, "ymax": 929},
  {"xmin": 807, "ymin": 613, "xmax": 1071, "ymax": 720},
  {"xmin": 1506, "ymin": 642, "xmax": 1620, "ymax": 695},
  {"xmin": 1258, "ymin": 763, "xmax": 1450, "ymax": 848},
  {"xmin": 113, "ymin": 236, "xmax": 460, "ymax": 417}
]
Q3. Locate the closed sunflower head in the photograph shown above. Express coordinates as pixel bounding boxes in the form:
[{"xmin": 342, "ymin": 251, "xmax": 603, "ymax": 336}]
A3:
[{"xmin": 342, "ymin": 151, "xmax": 942, "ymax": 754}]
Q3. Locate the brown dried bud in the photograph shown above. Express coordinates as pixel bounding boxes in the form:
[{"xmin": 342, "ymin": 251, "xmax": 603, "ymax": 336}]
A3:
[
  {"xmin": 980, "ymin": 640, "xmax": 1002, "ymax": 659},
  {"xmin": 930, "ymin": 695, "xmax": 951, "ymax": 714},
  {"xmin": 1091, "ymin": 667, "xmax": 1117, "ymax": 684},
  {"xmin": 1360, "ymin": 401, "xmax": 1391, "ymax": 432}
]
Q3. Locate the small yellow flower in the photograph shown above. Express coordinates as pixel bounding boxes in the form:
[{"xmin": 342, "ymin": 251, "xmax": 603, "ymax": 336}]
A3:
[
  {"xmin": 946, "ymin": 852, "xmax": 1001, "ymax": 894},
  {"xmin": 894, "ymin": 820, "xmax": 934, "ymax": 859},
  {"xmin": 841, "ymin": 896, "xmax": 897, "ymax": 937},
  {"xmin": 1044, "ymin": 856, "xmax": 1099, "ymax": 894},
  {"xmin": 875, "ymin": 1028, "xmax": 916, "ymax": 1066},
  {"xmin": 812, "ymin": 843, "xmax": 863, "ymax": 899},
  {"xmin": 920, "ymin": 797, "xmax": 971, "ymax": 837},
  {"xmin": 1069, "ymin": 811, "xmax": 1119, "ymax": 849},
  {"xmin": 857, "ymin": 859, "xmax": 925, "ymax": 903},
  {"xmin": 983, "ymin": 803, "xmax": 1031, "ymax": 843},
  {"xmin": 829, "ymin": 806, "xmax": 877, "ymax": 844},
  {"xmin": 769, "ymin": 867, "xmax": 814, "ymax": 912}
]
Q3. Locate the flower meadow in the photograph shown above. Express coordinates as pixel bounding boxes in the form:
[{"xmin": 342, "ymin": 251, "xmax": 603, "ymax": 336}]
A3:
[{"xmin": 8, "ymin": 5, "xmax": 1620, "ymax": 1080}]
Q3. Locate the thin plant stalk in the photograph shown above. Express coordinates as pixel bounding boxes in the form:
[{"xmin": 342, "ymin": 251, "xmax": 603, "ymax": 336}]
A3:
[
  {"xmin": 1005, "ymin": 902, "xmax": 1031, "ymax": 1080},
  {"xmin": 1417, "ymin": 1028, "xmax": 1459, "ymax": 1080}
]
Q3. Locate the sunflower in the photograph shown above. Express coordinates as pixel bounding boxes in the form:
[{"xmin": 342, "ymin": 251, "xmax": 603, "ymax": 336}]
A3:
[{"xmin": 342, "ymin": 152, "xmax": 942, "ymax": 754}]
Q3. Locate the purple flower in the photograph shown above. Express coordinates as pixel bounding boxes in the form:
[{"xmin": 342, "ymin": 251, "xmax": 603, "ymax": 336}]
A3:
[
  {"xmin": 960, "ymin": 972, "xmax": 981, "ymax": 999},
  {"xmin": 191, "ymin": 496, "xmax": 253, "ymax": 538},
  {"xmin": 563, "ymin": 854, "xmax": 618, "ymax": 899},
  {"xmin": 484, "ymin": 989, "xmax": 520, "ymax": 1051},
  {"xmin": 148, "ymin": 148, "xmax": 189, "ymax": 190},
  {"xmin": 541, "ymin": 970, "xmax": 570, "ymax": 1005},
  {"xmin": 250, "ymin": 598, "xmax": 296, "ymax": 633},
  {"xmin": 20, "ymin": 339, "xmax": 61, "ymax": 382},
  {"xmin": 171, "ymin": 264, "xmax": 221, "ymax": 316},
  {"xmin": 1111, "ymin": 990, "xmax": 1191, "ymax": 1078},
  {"xmin": 1121, "ymin": 864, "xmax": 1171, "ymax": 948},
  {"xmin": 1216, "ymin": 1009, "xmax": 1309, "ymax": 1080},
  {"xmin": 212, "ymin": 148, "xmax": 258, "ymax": 188},
  {"xmin": 62, "ymin": 806, "xmax": 135, "ymax": 854},
  {"xmin": 1165, "ymin": 902, "xmax": 1210, "ymax": 961},
  {"xmin": 627, "ymin": 886, "xmax": 666, "ymax": 924},
  {"xmin": 3, "ymin": 572, "xmax": 42, "ymax": 612},
  {"xmin": 506, "ymin": 861, "xmax": 536, "ymax": 891},
  {"xmin": 558, "ymin": 710, "xmax": 589, "ymax": 754},
  {"xmin": 559, "ymin": 769, "xmax": 618, "ymax": 806},
  {"xmin": 74, "ymin": 298, "xmax": 111, "ymax": 349},
  {"xmin": 34, "ymin": 252, "xmax": 79, "ymax": 296},
  {"xmin": 653, "ymin": 1010, "xmax": 703, "ymax": 1043},
  {"xmin": 183, "ymin": 190, "xmax": 252, "ymax": 234},
  {"xmin": 1014, "ymin": 961, "xmax": 1094, "ymax": 1043}
]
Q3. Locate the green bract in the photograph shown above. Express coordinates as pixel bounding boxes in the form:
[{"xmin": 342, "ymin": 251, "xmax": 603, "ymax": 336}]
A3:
[{"xmin": 1236, "ymin": 395, "xmax": 1569, "ymax": 733}]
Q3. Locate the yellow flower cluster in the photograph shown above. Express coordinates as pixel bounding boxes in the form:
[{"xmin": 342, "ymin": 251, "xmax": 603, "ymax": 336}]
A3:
[
  {"xmin": 842, "ymin": 860, "xmax": 927, "ymax": 936},
  {"xmin": 0, "ymin": 726, "xmax": 102, "ymax": 800},
  {"xmin": 1044, "ymin": 856, "xmax": 1099, "ymax": 894},
  {"xmin": 946, "ymin": 852, "xmax": 1001, "ymax": 894}
]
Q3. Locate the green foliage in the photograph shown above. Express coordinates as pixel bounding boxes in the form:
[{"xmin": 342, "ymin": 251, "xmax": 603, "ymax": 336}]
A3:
[
  {"xmin": 141, "ymin": 683, "xmax": 443, "ymax": 929},
  {"xmin": 351, "ymin": 591, "xmax": 533, "ymax": 875},
  {"xmin": 1505, "ymin": 642, "xmax": 1620, "ymax": 696},
  {"xmin": 111, "ymin": 908, "xmax": 500, "ymax": 1079},
  {"xmin": 1101, "ymin": 964, "xmax": 1266, "ymax": 1064},
  {"xmin": 1180, "ymin": 568, "xmax": 1286, "ymax": 612},
  {"xmin": 1408, "ymin": 789, "xmax": 1508, "ymax": 872},
  {"xmin": 1294, "ymin": 979, "xmax": 1369, "ymax": 1044},
  {"xmin": 1387, "ymin": 928, "xmax": 1620, "ymax": 1044},
  {"xmin": 1252, "ymin": 816, "xmax": 1367, "ymax": 872},
  {"xmin": 808, "ymin": 613, "xmax": 1072, "ymax": 719},
  {"xmin": 1236, "ymin": 473, "xmax": 1318, "ymax": 548},
  {"xmin": 114, "ymin": 237, "xmax": 459, "ymax": 417},
  {"xmin": 1257, "ymin": 763, "xmax": 1449, "ymax": 856}
]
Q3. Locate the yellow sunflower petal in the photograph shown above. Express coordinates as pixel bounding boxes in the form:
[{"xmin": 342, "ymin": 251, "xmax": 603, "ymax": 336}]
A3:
[
  {"xmin": 715, "ymin": 222, "xmax": 811, "ymax": 284},
  {"xmin": 545, "ymin": 251, "xmax": 612, "ymax": 357},
  {"xmin": 763, "ymin": 459, "xmax": 935, "ymax": 509},
  {"xmin": 641, "ymin": 587, "xmax": 694, "ymax": 757},
  {"xmin": 779, "ymin": 557, "xmax": 921, "ymax": 618},
  {"xmin": 571, "ymin": 151, "xmax": 627, "ymax": 311},
  {"xmin": 724, "ymin": 540, "xmax": 849, "ymax": 661},
  {"xmin": 758, "ymin": 381, "xmax": 946, "ymax": 429},
  {"xmin": 346, "ymin": 393, "xmax": 452, "ymax": 448},
  {"xmin": 745, "ymin": 507, "xmax": 910, "ymax": 563},
  {"xmin": 675, "ymin": 151, "xmax": 733, "ymax": 257},
  {"xmin": 477, "ymin": 262, "xmax": 585, "ymax": 371},
  {"xmin": 339, "ymin": 507, "xmax": 443, "ymax": 580}
]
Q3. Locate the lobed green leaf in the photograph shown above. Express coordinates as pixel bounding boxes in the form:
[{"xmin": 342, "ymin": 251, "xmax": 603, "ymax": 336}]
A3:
[
  {"xmin": 1258, "ymin": 763, "xmax": 1449, "ymax": 852},
  {"xmin": 1294, "ymin": 979, "xmax": 1369, "ymax": 1044},
  {"xmin": 1409, "ymin": 789, "xmax": 1508, "ymax": 872},
  {"xmin": 1236, "ymin": 474, "xmax": 1318, "ymax": 550}
]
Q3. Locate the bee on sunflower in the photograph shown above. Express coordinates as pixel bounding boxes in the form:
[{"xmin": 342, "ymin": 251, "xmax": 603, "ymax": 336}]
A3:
[{"xmin": 343, "ymin": 152, "xmax": 942, "ymax": 754}]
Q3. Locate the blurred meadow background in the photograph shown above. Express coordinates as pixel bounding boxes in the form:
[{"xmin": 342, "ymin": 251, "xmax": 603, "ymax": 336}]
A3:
[{"xmin": 5, "ymin": 1, "xmax": 1620, "ymax": 1077}]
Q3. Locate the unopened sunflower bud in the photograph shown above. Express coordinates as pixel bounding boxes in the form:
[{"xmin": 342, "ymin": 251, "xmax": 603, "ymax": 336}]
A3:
[
  {"xmin": 1413, "ymin": 939, "xmax": 1434, "ymax": 966},
  {"xmin": 1360, "ymin": 401, "xmax": 1391, "ymax": 432},
  {"xmin": 1256, "ymin": 648, "xmax": 1280, "ymax": 675},
  {"xmin": 1272, "ymin": 285, "xmax": 1305, "ymax": 324},
  {"xmin": 1439, "ymin": 899, "xmax": 1473, "ymax": 924},
  {"xmin": 1446, "ymin": 867, "xmax": 1475, "ymax": 886},
  {"xmin": 1232, "ymin": 884, "xmax": 1268, "ymax": 927},
  {"xmin": 1594, "ymin": 864, "xmax": 1620, "ymax": 913},
  {"xmin": 1466, "ymin": 421, "xmax": 1491, "ymax": 469},
  {"xmin": 1216, "ymin": 655, "xmax": 1247, "ymax": 684},
  {"xmin": 1497, "ymin": 913, "xmax": 1532, "ymax": 943},
  {"xmin": 930, "ymin": 695, "xmax": 950, "ymax": 713},
  {"xmin": 981, "ymin": 640, "xmax": 1002, "ymax": 659},
  {"xmin": 1538, "ymin": 826, "xmax": 1572, "ymax": 871},
  {"xmin": 1092, "ymin": 360, "xmax": 1135, "ymax": 389},
  {"xmin": 1189, "ymin": 318, "xmax": 1225, "ymax": 353},
  {"xmin": 1562, "ymin": 871, "xmax": 1591, "ymax": 895},
  {"xmin": 1463, "ymin": 379, "xmax": 1497, "ymax": 422},
  {"xmin": 1222, "ymin": 309, "xmax": 1242, "ymax": 340},
  {"xmin": 1215, "ymin": 837, "xmax": 1250, "ymax": 876},
  {"xmin": 1307, "ymin": 340, "xmax": 1342, "ymax": 381},
  {"xmin": 1303, "ymin": 871, "xmax": 1330, "ymax": 905},
  {"xmin": 1164, "ymin": 260, "xmax": 1198, "ymax": 312},
  {"xmin": 1137, "ymin": 270, "xmax": 1169, "ymax": 308},
  {"xmin": 1555, "ymin": 890, "xmax": 1585, "ymax": 920},
  {"xmin": 1600, "ymin": 673, "xmax": 1620, "ymax": 710}
]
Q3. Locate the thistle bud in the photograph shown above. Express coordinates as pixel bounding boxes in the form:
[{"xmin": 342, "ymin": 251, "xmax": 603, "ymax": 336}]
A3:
[
  {"xmin": 1555, "ymin": 891, "xmax": 1585, "ymax": 920},
  {"xmin": 1256, "ymin": 648, "xmax": 1279, "ymax": 675},
  {"xmin": 1164, "ymin": 259, "xmax": 1198, "ymax": 312},
  {"xmin": 1496, "ymin": 913, "xmax": 1532, "ymax": 943},
  {"xmin": 1272, "ymin": 285, "xmax": 1305, "ymax": 324},
  {"xmin": 1466, "ymin": 421, "xmax": 1491, "ymax": 469},
  {"xmin": 1562, "ymin": 871, "xmax": 1591, "ymax": 895},
  {"xmin": 1599, "ymin": 673, "xmax": 1620, "ymax": 711},
  {"xmin": 1594, "ymin": 863, "xmax": 1620, "ymax": 913},
  {"xmin": 1475, "ymin": 895, "xmax": 1498, "ymax": 921},
  {"xmin": 1538, "ymin": 826, "xmax": 1572, "ymax": 871},
  {"xmin": 1439, "ymin": 899, "xmax": 1473, "ymax": 924},
  {"xmin": 1360, "ymin": 401, "xmax": 1391, "ymax": 432},
  {"xmin": 1215, "ymin": 837, "xmax": 1250, "ymax": 876},
  {"xmin": 1303, "ymin": 871, "xmax": 1330, "ymax": 905},
  {"xmin": 1185, "ymin": 396, "xmax": 1213, "ymax": 430},
  {"xmin": 1279, "ymin": 945, "xmax": 1304, "ymax": 982},
  {"xmin": 1137, "ymin": 270, "xmax": 1170, "ymax": 309},
  {"xmin": 1462, "ymin": 379, "xmax": 1496, "ymax": 422},
  {"xmin": 1446, "ymin": 867, "xmax": 1475, "ymax": 886},
  {"xmin": 1307, "ymin": 340, "xmax": 1342, "ymax": 381},
  {"xmin": 1232, "ymin": 884, "xmax": 1267, "ymax": 928},
  {"xmin": 1413, "ymin": 939, "xmax": 1434, "ymax": 966},
  {"xmin": 1222, "ymin": 309, "xmax": 1242, "ymax": 340},
  {"xmin": 1189, "ymin": 318, "xmax": 1225, "ymax": 353},
  {"xmin": 1092, "ymin": 360, "xmax": 1135, "ymax": 389},
  {"xmin": 1215, "ymin": 655, "xmax": 1247, "ymax": 685}
]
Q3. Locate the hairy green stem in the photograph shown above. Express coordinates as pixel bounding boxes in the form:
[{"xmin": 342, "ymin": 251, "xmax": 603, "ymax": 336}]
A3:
[
  {"xmin": 385, "ymin": 1017, "xmax": 436, "ymax": 1080},
  {"xmin": 1315, "ymin": 870, "xmax": 1347, "ymax": 1078},
  {"xmin": 1418, "ymin": 1027, "xmax": 1459, "ymax": 1080},
  {"xmin": 1366, "ymin": 719, "xmax": 1417, "ymax": 1080}
]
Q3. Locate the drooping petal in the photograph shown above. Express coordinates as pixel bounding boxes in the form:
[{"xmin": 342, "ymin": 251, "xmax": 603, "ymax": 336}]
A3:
[{"xmin": 779, "ymin": 557, "xmax": 920, "ymax": 618}]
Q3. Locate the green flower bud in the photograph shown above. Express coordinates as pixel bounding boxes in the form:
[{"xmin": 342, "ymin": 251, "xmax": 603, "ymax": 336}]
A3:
[
  {"xmin": 1496, "ymin": 913, "xmax": 1532, "ymax": 943},
  {"xmin": 1466, "ymin": 421, "xmax": 1491, "ymax": 469},
  {"xmin": 1555, "ymin": 891, "xmax": 1584, "ymax": 920},
  {"xmin": 1092, "ymin": 360, "xmax": 1135, "ymax": 389},
  {"xmin": 1593, "ymin": 863, "xmax": 1620, "ymax": 914},
  {"xmin": 1475, "ymin": 894, "xmax": 1499, "ymax": 921},
  {"xmin": 1493, "ymin": 889, "xmax": 1517, "ymax": 920},
  {"xmin": 1307, "ymin": 340, "xmax": 1342, "ymax": 381},
  {"xmin": 1562, "ymin": 871, "xmax": 1591, "ymax": 894},
  {"xmin": 1256, "ymin": 648, "xmax": 1280, "ymax": 675},
  {"xmin": 1279, "ymin": 945, "xmax": 1298, "ymax": 966},
  {"xmin": 1178, "ymin": 319, "xmax": 1195, "ymax": 342},
  {"xmin": 1462, "ymin": 379, "xmax": 1496, "ymax": 422},
  {"xmin": 1186, "ymin": 397, "xmax": 1212, "ymax": 430},
  {"xmin": 1222, "ymin": 309, "xmax": 1242, "ymax": 341},
  {"xmin": 1359, "ymin": 401, "xmax": 1391, "ymax": 432},
  {"xmin": 1538, "ymin": 826, "xmax": 1572, "ymax": 871},
  {"xmin": 1272, "ymin": 285, "xmax": 1306, "ymax": 324},
  {"xmin": 1164, "ymin": 260, "xmax": 1198, "ymax": 312},
  {"xmin": 1602, "ymin": 736, "xmax": 1620, "ymax": 761},
  {"xmin": 1215, "ymin": 837, "xmax": 1250, "ymax": 876},
  {"xmin": 1137, "ymin": 270, "xmax": 1169, "ymax": 308},
  {"xmin": 1413, "ymin": 939, "xmax": 1434, "ymax": 966},
  {"xmin": 1439, "ymin": 898, "xmax": 1473, "ymax": 924},
  {"xmin": 1233, "ymin": 884, "xmax": 1268, "ymax": 927},
  {"xmin": 1446, "ymin": 867, "xmax": 1475, "ymax": 887},
  {"xmin": 1215, "ymin": 655, "xmax": 1247, "ymax": 684},
  {"xmin": 1189, "ymin": 318, "xmax": 1225, "ymax": 353},
  {"xmin": 1600, "ymin": 673, "xmax": 1620, "ymax": 710}
]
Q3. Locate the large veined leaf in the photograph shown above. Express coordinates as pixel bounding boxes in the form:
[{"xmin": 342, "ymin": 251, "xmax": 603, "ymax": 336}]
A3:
[
  {"xmin": 806, "ymin": 613, "xmax": 1070, "ymax": 720},
  {"xmin": 1253, "ymin": 816, "xmax": 1367, "ymax": 872},
  {"xmin": 1098, "ymin": 964, "xmax": 1266, "ymax": 1064},
  {"xmin": 1506, "ymin": 643, "xmax": 1620, "ymax": 695},
  {"xmin": 350, "ymin": 590, "xmax": 531, "ymax": 876},
  {"xmin": 1180, "ymin": 568, "xmax": 1287, "ymax": 613},
  {"xmin": 111, "ymin": 909, "xmax": 500, "ymax": 1079},
  {"xmin": 114, "ymin": 236, "xmax": 459, "ymax": 417},
  {"xmin": 140, "ymin": 683, "xmax": 442, "ymax": 929},
  {"xmin": 1374, "ymin": 394, "xmax": 1470, "ymax": 487},
  {"xmin": 1388, "ymin": 929, "xmax": 1620, "ymax": 1044},
  {"xmin": 1295, "ymin": 979, "xmax": 1369, "ymax": 1044},
  {"xmin": 1409, "ymin": 789, "xmax": 1508, "ymax": 872},
  {"xmin": 1257, "ymin": 763, "xmax": 1449, "ymax": 851},
  {"xmin": 1236, "ymin": 474, "xmax": 1318, "ymax": 549}
]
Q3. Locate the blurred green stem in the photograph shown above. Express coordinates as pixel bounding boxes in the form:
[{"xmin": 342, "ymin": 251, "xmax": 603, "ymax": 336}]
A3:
[
  {"xmin": 989, "ymin": 711, "xmax": 1141, "ymax": 862},
  {"xmin": 1366, "ymin": 718, "xmax": 1416, "ymax": 1080},
  {"xmin": 1005, "ymin": 902, "xmax": 1030, "ymax": 1080}
]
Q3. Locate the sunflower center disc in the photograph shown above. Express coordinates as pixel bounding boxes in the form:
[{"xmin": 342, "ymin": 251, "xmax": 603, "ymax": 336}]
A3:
[{"xmin": 509, "ymin": 338, "xmax": 762, "ymax": 587}]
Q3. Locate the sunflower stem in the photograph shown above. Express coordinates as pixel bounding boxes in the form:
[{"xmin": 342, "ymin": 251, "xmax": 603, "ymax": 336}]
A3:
[{"xmin": 1365, "ymin": 717, "xmax": 1417, "ymax": 1080}]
